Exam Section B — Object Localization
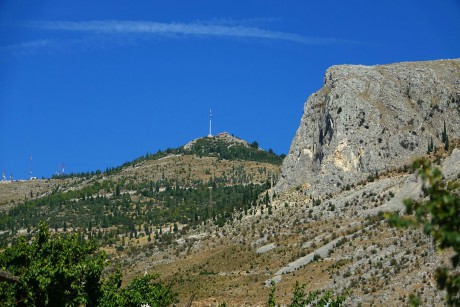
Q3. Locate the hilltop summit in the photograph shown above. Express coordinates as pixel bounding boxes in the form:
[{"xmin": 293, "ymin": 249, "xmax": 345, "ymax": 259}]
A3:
[
  {"xmin": 180, "ymin": 132, "xmax": 282, "ymax": 165},
  {"xmin": 183, "ymin": 132, "xmax": 250, "ymax": 150}
]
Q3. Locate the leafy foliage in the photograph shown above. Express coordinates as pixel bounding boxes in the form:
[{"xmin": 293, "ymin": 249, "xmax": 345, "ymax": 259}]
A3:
[
  {"xmin": 387, "ymin": 158, "xmax": 460, "ymax": 305},
  {"xmin": 0, "ymin": 222, "xmax": 177, "ymax": 306},
  {"xmin": 0, "ymin": 222, "xmax": 105, "ymax": 306}
]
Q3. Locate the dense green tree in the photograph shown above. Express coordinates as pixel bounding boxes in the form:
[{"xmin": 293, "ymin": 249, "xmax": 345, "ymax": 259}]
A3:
[
  {"xmin": 442, "ymin": 121, "xmax": 449, "ymax": 151},
  {"xmin": 445, "ymin": 133, "xmax": 450, "ymax": 151},
  {"xmin": 387, "ymin": 159, "xmax": 460, "ymax": 305},
  {"xmin": 427, "ymin": 137, "xmax": 434, "ymax": 154},
  {"xmin": 442, "ymin": 121, "xmax": 447, "ymax": 142},
  {"xmin": 0, "ymin": 222, "xmax": 177, "ymax": 306},
  {"xmin": 115, "ymin": 185, "xmax": 121, "ymax": 197},
  {"xmin": 0, "ymin": 222, "xmax": 106, "ymax": 306}
]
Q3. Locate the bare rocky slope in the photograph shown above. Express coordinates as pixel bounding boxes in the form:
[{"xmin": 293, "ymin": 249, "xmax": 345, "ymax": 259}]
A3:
[{"xmin": 276, "ymin": 59, "xmax": 460, "ymax": 194}]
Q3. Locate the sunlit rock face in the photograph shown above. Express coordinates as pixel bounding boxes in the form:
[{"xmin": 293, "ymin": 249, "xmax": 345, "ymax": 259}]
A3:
[{"xmin": 276, "ymin": 59, "xmax": 460, "ymax": 194}]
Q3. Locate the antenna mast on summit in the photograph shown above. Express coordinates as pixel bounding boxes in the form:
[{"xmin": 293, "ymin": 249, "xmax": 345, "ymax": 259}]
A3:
[
  {"xmin": 208, "ymin": 109, "xmax": 213, "ymax": 137},
  {"xmin": 57, "ymin": 162, "xmax": 65, "ymax": 176}
]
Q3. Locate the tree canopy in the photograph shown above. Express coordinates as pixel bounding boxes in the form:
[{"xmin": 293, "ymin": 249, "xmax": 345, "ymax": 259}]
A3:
[{"xmin": 0, "ymin": 222, "xmax": 177, "ymax": 306}]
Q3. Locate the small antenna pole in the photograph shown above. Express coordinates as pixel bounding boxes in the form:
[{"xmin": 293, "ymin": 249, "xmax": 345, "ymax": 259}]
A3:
[{"xmin": 208, "ymin": 109, "xmax": 213, "ymax": 137}]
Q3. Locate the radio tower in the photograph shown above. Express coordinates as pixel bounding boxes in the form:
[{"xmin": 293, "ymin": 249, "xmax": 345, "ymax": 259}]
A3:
[
  {"xmin": 208, "ymin": 109, "xmax": 213, "ymax": 137},
  {"xmin": 2, "ymin": 170, "xmax": 5, "ymax": 181},
  {"xmin": 62, "ymin": 163, "xmax": 65, "ymax": 176}
]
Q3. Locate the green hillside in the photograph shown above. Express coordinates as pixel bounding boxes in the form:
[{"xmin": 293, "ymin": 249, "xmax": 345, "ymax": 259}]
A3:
[{"xmin": 0, "ymin": 136, "xmax": 281, "ymax": 249}]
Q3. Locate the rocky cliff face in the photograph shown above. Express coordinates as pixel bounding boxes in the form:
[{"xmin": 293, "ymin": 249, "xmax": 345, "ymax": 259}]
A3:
[{"xmin": 276, "ymin": 59, "xmax": 460, "ymax": 194}]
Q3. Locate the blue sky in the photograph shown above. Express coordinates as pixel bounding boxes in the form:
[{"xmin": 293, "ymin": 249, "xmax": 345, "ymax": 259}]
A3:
[{"xmin": 1, "ymin": 1, "xmax": 459, "ymax": 179}]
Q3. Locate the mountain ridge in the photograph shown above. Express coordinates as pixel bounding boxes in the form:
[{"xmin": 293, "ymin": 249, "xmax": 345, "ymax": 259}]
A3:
[{"xmin": 276, "ymin": 58, "xmax": 460, "ymax": 194}]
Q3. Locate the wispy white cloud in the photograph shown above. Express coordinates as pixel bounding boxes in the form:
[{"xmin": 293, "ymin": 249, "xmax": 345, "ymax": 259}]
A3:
[
  {"xmin": 32, "ymin": 20, "xmax": 350, "ymax": 45},
  {"xmin": 0, "ymin": 36, "xmax": 121, "ymax": 56},
  {"xmin": 2, "ymin": 20, "xmax": 358, "ymax": 56},
  {"xmin": 0, "ymin": 39, "xmax": 56, "ymax": 55}
]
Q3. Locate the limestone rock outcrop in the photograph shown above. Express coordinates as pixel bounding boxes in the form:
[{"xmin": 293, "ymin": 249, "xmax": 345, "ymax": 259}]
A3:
[{"xmin": 276, "ymin": 59, "xmax": 460, "ymax": 194}]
